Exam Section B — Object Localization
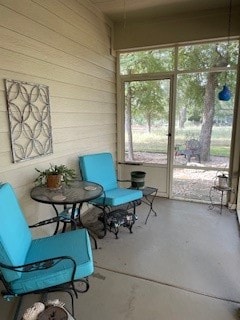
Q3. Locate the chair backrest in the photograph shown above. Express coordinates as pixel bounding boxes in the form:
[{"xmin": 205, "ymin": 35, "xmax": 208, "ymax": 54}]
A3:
[
  {"xmin": 186, "ymin": 139, "xmax": 201, "ymax": 153},
  {"xmin": 79, "ymin": 153, "xmax": 118, "ymax": 191},
  {"xmin": 0, "ymin": 183, "xmax": 32, "ymax": 282}
]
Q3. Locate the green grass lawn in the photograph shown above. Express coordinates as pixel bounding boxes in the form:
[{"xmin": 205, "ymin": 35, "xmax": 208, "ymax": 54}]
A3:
[{"xmin": 127, "ymin": 125, "xmax": 231, "ymax": 157}]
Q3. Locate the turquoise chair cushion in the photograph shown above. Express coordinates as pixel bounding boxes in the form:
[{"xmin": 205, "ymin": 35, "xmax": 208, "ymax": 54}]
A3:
[
  {"xmin": 0, "ymin": 183, "xmax": 32, "ymax": 282},
  {"xmin": 79, "ymin": 153, "xmax": 118, "ymax": 191},
  {"xmin": 92, "ymin": 188, "xmax": 142, "ymax": 206},
  {"xmin": 9, "ymin": 228, "xmax": 93, "ymax": 294}
]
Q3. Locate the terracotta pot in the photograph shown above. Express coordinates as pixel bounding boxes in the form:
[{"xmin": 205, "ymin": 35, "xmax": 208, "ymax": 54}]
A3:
[{"xmin": 46, "ymin": 174, "xmax": 62, "ymax": 189}]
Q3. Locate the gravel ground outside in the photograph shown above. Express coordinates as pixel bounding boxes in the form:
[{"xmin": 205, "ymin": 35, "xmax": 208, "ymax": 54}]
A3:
[{"xmin": 130, "ymin": 152, "xmax": 230, "ymax": 203}]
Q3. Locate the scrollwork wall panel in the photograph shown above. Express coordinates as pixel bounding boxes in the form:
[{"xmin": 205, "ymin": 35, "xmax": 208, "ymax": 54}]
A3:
[{"xmin": 4, "ymin": 79, "xmax": 53, "ymax": 163}]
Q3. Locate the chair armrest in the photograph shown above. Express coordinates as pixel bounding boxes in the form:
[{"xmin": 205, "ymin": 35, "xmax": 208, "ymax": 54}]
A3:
[
  {"xmin": 117, "ymin": 179, "xmax": 132, "ymax": 189},
  {"xmin": 29, "ymin": 216, "xmax": 77, "ymax": 229},
  {"xmin": 0, "ymin": 256, "xmax": 78, "ymax": 298},
  {"xmin": 0, "ymin": 255, "xmax": 77, "ymax": 293},
  {"xmin": 118, "ymin": 161, "xmax": 143, "ymax": 165},
  {"xmin": 0, "ymin": 255, "xmax": 76, "ymax": 274}
]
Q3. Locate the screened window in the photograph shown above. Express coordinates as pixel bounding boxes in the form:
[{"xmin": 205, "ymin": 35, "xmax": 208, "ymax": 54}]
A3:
[
  {"xmin": 120, "ymin": 48, "xmax": 174, "ymax": 75},
  {"xmin": 178, "ymin": 41, "xmax": 239, "ymax": 70},
  {"xmin": 120, "ymin": 40, "xmax": 239, "ymax": 166}
]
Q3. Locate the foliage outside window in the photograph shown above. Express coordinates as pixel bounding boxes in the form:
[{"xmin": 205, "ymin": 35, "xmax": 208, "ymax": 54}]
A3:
[
  {"xmin": 178, "ymin": 41, "xmax": 239, "ymax": 70},
  {"xmin": 120, "ymin": 47, "xmax": 175, "ymax": 75}
]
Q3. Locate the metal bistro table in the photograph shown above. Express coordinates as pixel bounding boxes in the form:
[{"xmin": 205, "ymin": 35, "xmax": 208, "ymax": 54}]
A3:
[{"xmin": 30, "ymin": 180, "xmax": 103, "ymax": 237}]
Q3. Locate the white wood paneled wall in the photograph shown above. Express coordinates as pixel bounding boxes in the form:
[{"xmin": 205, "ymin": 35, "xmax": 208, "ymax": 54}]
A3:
[{"xmin": 0, "ymin": 0, "xmax": 116, "ymax": 228}]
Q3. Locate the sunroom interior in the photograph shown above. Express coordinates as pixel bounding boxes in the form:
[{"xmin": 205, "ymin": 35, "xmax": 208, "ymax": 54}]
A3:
[{"xmin": 0, "ymin": 0, "xmax": 240, "ymax": 319}]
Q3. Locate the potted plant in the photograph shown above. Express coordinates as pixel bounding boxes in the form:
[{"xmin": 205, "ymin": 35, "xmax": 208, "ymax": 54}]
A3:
[{"xmin": 35, "ymin": 164, "xmax": 76, "ymax": 189}]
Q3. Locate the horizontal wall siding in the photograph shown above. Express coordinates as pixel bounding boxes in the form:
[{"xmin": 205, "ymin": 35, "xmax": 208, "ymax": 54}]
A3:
[{"xmin": 0, "ymin": 0, "xmax": 116, "ymax": 226}]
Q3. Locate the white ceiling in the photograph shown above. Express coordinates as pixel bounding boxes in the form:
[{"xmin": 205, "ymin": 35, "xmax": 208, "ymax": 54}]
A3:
[{"xmin": 90, "ymin": 0, "xmax": 237, "ymax": 22}]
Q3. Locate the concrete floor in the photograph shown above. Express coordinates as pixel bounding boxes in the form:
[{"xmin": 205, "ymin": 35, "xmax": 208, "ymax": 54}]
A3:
[{"xmin": 1, "ymin": 198, "xmax": 240, "ymax": 319}]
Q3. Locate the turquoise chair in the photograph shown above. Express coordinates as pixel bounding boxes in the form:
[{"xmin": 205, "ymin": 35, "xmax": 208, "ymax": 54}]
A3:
[
  {"xmin": 79, "ymin": 152, "xmax": 143, "ymax": 238},
  {"xmin": 0, "ymin": 183, "xmax": 94, "ymax": 318}
]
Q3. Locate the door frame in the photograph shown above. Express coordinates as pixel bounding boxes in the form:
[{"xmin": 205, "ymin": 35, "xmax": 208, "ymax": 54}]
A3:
[{"xmin": 117, "ymin": 72, "xmax": 176, "ymax": 198}]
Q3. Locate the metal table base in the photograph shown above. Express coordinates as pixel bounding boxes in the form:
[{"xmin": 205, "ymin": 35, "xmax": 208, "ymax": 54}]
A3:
[
  {"xmin": 209, "ymin": 185, "xmax": 232, "ymax": 214},
  {"xmin": 141, "ymin": 187, "xmax": 158, "ymax": 224}
]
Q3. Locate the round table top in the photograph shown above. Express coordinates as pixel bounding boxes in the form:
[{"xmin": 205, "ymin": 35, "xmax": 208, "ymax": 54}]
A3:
[{"xmin": 30, "ymin": 180, "xmax": 103, "ymax": 205}]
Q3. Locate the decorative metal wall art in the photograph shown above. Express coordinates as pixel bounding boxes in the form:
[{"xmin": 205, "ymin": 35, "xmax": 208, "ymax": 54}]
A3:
[{"xmin": 4, "ymin": 79, "xmax": 53, "ymax": 163}]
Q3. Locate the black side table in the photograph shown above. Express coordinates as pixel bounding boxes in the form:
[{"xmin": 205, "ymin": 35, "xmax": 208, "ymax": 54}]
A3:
[
  {"xmin": 141, "ymin": 187, "xmax": 158, "ymax": 224},
  {"xmin": 209, "ymin": 185, "xmax": 232, "ymax": 214}
]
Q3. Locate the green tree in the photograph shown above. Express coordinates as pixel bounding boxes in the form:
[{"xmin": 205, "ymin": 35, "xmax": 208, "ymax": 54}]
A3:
[
  {"xmin": 130, "ymin": 80, "xmax": 168, "ymax": 133},
  {"xmin": 121, "ymin": 50, "xmax": 173, "ymax": 133},
  {"xmin": 125, "ymin": 81, "xmax": 134, "ymax": 160},
  {"xmin": 178, "ymin": 42, "xmax": 238, "ymax": 161}
]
